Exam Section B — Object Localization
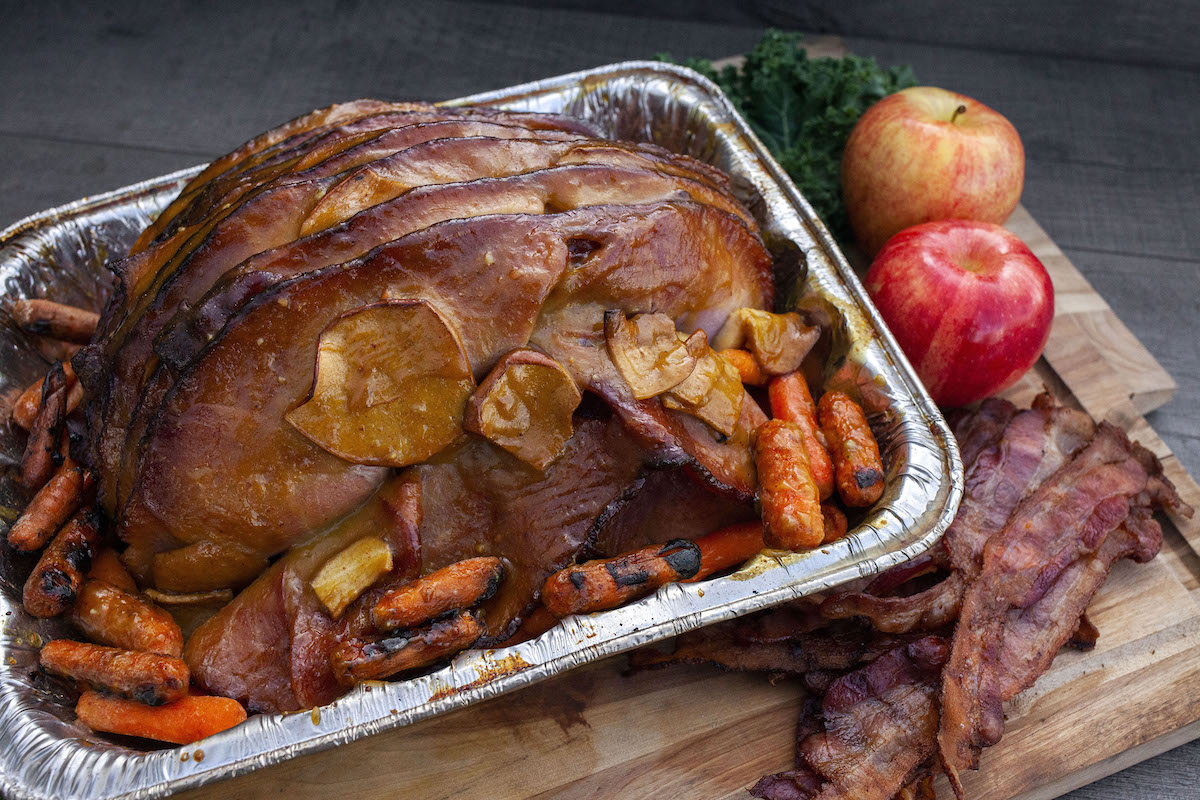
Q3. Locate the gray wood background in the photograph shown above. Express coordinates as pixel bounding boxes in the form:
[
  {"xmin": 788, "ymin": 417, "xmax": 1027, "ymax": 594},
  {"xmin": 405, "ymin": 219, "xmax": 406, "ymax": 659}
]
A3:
[{"xmin": 1, "ymin": 1, "xmax": 1196, "ymax": 796}]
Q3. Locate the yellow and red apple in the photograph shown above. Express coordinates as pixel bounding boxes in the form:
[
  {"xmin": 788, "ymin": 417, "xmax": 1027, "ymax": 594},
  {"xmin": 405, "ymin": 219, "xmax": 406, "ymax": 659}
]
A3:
[
  {"xmin": 842, "ymin": 86, "xmax": 1025, "ymax": 257},
  {"xmin": 865, "ymin": 220, "xmax": 1053, "ymax": 407}
]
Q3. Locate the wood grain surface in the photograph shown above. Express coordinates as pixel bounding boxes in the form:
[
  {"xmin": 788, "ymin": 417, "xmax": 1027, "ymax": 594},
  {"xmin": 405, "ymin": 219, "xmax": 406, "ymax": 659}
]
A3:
[{"xmin": 2, "ymin": 2, "xmax": 1197, "ymax": 797}]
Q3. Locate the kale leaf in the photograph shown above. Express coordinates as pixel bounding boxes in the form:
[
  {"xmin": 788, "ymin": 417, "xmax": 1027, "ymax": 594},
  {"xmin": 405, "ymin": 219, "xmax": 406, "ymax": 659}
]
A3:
[{"xmin": 659, "ymin": 30, "xmax": 916, "ymax": 245}]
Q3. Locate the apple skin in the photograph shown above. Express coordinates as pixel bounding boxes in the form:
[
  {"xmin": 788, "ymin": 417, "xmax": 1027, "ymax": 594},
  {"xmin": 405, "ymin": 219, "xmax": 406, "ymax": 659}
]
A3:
[
  {"xmin": 843, "ymin": 86, "xmax": 1025, "ymax": 257},
  {"xmin": 866, "ymin": 220, "xmax": 1054, "ymax": 408}
]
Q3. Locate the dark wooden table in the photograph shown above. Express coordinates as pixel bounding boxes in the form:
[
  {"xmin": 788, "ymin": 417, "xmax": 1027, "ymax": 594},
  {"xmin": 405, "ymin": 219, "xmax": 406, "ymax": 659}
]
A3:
[{"xmin": 2, "ymin": 1, "xmax": 1196, "ymax": 797}]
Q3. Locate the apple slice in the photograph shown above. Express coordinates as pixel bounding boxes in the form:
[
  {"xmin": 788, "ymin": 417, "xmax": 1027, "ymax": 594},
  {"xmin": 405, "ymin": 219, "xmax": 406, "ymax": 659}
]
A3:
[
  {"xmin": 286, "ymin": 300, "xmax": 474, "ymax": 467},
  {"xmin": 604, "ymin": 311, "xmax": 702, "ymax": 400},
  {"xmin": 662, "ymin": 331, "xmax": 745, "ymax": 437},
  {"xmin": 464, "ymin": 349, "xmax": 582, "ymax": 471},
  {"xmin": 713, "ymin": 308, "xmax": 819, "ymax": 376}
]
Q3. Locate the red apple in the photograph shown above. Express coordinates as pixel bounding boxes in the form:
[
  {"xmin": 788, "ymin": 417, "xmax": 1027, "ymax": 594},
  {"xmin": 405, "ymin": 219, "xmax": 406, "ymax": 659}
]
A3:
[
  {"xmin": 866, "ymin": 220, "xmax": 1053, "ymax": 407},
  {"xmin": 842, "ymin": 86, "xmax": 1024, "ymax": 257}
]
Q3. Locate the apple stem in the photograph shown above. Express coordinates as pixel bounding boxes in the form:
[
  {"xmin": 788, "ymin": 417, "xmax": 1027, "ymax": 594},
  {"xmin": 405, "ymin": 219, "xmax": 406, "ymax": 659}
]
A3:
[{"xmin": 951, "ymin": 104, "xmax": 967, "ymax": 124}]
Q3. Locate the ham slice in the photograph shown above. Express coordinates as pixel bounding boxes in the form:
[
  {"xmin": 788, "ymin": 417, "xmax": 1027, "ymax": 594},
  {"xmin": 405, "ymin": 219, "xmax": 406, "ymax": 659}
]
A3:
[
  {"xmin": 187, "ymin": 416, "xmax": 643, "ymax": 711},
  {"xmin": 121, "ymin": 202, "xmax": 770, "ymax": 588}
]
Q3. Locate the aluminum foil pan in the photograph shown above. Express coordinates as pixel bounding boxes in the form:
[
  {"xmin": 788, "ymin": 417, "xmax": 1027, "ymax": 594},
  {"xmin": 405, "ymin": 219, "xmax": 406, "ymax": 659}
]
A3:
[{"xmin": 0, "ymin": 62, "xmax": 963, "ymax": 800}]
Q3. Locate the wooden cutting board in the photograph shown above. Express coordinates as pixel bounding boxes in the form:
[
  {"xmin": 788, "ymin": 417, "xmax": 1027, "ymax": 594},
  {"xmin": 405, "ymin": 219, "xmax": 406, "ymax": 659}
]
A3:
[{"xmin": 178, "ymin": 49, "xmax": 1200, "ymax": 800}]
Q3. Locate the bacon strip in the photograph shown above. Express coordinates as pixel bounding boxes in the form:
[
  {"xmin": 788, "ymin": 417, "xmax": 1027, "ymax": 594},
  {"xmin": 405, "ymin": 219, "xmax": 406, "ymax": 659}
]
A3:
[
  {"xmin": 820, "ymin": 397, "xmax": 1093, "ymax": 634},
  {"xmin": 751, "ymin": 637, "xmax": 948, "ymax": 800},
  {"xmin": 938, "ymin": 422, "xmax": 1189, "ymax": 794},
  {"xmin": 629, "ymin": 614, "xmax": 922, "ymax": 681},
  {"xmin": 996, "ymin": 521, "xmax": 1158, "ymax": 701}
]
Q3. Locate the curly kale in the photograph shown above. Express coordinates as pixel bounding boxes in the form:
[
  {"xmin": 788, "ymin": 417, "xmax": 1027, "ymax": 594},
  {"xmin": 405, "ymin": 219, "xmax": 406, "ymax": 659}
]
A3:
[{"xmin": 659, "ymin": 30, "xmax": 916, "ymax": 245}]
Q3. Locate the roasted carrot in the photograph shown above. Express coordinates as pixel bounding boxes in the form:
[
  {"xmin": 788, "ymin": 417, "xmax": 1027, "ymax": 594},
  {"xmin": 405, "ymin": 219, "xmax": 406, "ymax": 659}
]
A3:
[
  {"xmin": 8, "ymin": 459, "xmax": 93, "ymax": 551},
  {"xmin": 684, "ymin": 522, "xmax": 765, "ymax": 582},
  {"xmin": 20, "ymin": 364, "xmax": 70, "ymax": 491},
  {"xmin": 754, "ymin": 419, "xmax": 825, "ymax": 550},
  {"xmin": 75, "ymin": 691, "xmax": 247, "ymax": 744},
  {"xmin": 22, "ymin": 508, "xmax": 101, "ymax": 617},
  {"xmin": 821, "ymin": 503, "xmax": 849, "ymax": 544},
  {"xmin": 719, "ymin": 349, "xmax": 769, "ymax": 386},
  {"xmin": 818, "ymin": 390, "xmax": 885, "ymax": 507},
  {"xmin": 767, "ymin": 371, "xmax": 834, "ymax": 500},
  {"xmin": 331, "ymin": 610, "xmax": 483, "ymax": 685},
  {"xmin": 9, "ymin": 299, "xmax": 99, "ymax": 344},
  {"xmin": 372, "ymin": 557, "xmax": 504, "ymax": 631},
  {"xmin": 73, "ymin": 581, "xmax": 184, "ymax": 657},
  {"xmin": 39, "ymin": 639, "xmax": 189, "ymax": 705},
  {"xmin": 87, "ymin": 548, "xmax": 138, "ymax": 594},
  {"xmin": 542, "ymin": 539, "xmax": 701, "ymax": 618},
  {"xmin": 12, "ymin": 362, "xmax": 81, "ymax": 430}
]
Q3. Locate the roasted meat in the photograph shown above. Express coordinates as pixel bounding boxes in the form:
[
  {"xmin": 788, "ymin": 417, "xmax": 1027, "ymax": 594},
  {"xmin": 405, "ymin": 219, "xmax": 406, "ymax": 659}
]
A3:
[{"xmin": 66, "ymin": 101, "xmax": 799, "ymax": 712}]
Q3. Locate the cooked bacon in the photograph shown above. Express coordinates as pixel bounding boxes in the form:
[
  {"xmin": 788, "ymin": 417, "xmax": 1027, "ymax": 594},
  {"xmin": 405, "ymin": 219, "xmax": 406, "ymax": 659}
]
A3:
[
  {"xmin": 996, "ymin": 521, "xmax": 1158, "ymax": 701},
  {"xmin": 938, "ymin": 422, "xmax": 1189, "ymax": 795},
  {"xmin": 629, "ymin": 616, "xmax": 920, "ymax": 679},
  {"xmin": 819, "ymin": 572, "xmax": 966, "ymax": 635},
  {"xmin": 751, "ymin": 637, "xmax": 947, "ymax": 800},
  {"xmin": 821, "ymin": 397, "xmax": 1094, "ymax": 634},
  {"xmin": 949, "ymin": 397, "xmax": 1017, "ymax": 471},
  {"xmin": 1066, "ymin": 613, "xmax": 1099, "ymax": 651},
  {"xmin": 730, "ymin": 601, "xmax": 826, "ymax": 645}
]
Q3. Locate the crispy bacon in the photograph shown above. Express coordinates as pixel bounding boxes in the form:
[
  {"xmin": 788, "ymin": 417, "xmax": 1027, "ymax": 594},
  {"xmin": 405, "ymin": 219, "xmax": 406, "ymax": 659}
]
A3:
[
  {"xmin": 638, "ymin": 396, "xmax": 1188, "ymax": 799},
  {"xmin": 751, "ymin": 637, "xmax": 948, "ymax": 800},
  {"xmin": 938, "ymin": 422, "xmax": 1189, "ymax": 795},
  {"xmin": 820, "ymin": 397, "xmax": 1094, "ymax": 634},
  {"xmin": 629, "ymin": 607, "xmax": 932, "ymax": 684},
  {"xmin": 996, "ymin": 522, "xmax": 1158, "ymax": 700}
]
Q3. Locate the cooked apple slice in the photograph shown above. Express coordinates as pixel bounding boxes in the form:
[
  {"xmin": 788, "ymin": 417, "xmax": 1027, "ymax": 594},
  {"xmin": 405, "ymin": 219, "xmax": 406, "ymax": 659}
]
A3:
[
  {"xmin": 604, "ymin": 311, "xmax": 702, "ymax": 400},
  {"xmin": 310, "ymin": 536, "xmax": 394, "ymax": 619},
  {"xmin": 712, "ymin": 308, "xmax": 819, "ymax": 376},
  {"xmin": 286, "ymin": 300, "xmax": 475, "ymax": 467},
  {"xmin": 464, "ymin": 349, "xmax": 582, "ymax": 470},
  {"xmin": 662, "ymin": 331, "xmax": 745, "ymax": 437}
]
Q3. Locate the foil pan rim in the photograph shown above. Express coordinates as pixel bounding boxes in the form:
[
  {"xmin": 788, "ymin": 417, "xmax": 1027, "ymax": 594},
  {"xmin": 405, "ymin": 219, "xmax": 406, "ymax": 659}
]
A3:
[{"xmin": 0, "ymin": 61, "xmax": 963, "ymax": 800}]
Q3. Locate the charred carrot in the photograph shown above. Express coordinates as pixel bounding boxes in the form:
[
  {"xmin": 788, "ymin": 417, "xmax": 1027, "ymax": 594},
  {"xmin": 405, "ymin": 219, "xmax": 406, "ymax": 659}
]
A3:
[
  {"xmin": 72, "ymin": 581, "xmax": 183, "ymax": 657},
  {"xmin": 372, "ymin": 557, "xmax": 504, "ymax": 631},
  {"xmin": 768, "ymin": 371, "xmax": 834, "ymax": 500},
  {"xmin": 821, "ymin": 504, "xmax": 849, "ymax": 544},
  {"xmin": 9, "ymin": 299, "xmax": 99, "ymax": 344},
  {"xmin": 8, "ymin": 460, "xmax": 93, "ymax": 552},
  {"xmin": 75, "ymin": 691, "xmax": 247, "ymax": 744},
  {"xmin": 20, "ymin": 364, "xmax": 70, "ymax": 491},
  {"xmin": 818, "ymin": 390, "xmax": 885, "ymax": 507},
  {"xmin": 684, "ymin": 522, "xmax": 765, "ymax": 582},
  {"xmin": 87, "ymin": 548, "xmax": 138, "ymax": 594},
  {"xmin": 22, "ymin": 508, "xmax": 100, "ymax": 617},
  {"xmin": 542, "ymin": 539, "xmax": 702, "ymax": 617},
  {"xmin": 39, "ymin": 639, "xmax": 189, "ymax": 705},
  {"xmin": 719, "ymin": 349, "xmax": 769, "ymax": 387},
  {"xmin": 331, "ymin": 610, "xmax": 483, "ymax": 685},
  {"xmin": 754, "ymin": 419, "xmax": 824, "ymax": 550},
  {"xmin": 12, "ymin": 362, "xmax": 81, "ymax": 430}
]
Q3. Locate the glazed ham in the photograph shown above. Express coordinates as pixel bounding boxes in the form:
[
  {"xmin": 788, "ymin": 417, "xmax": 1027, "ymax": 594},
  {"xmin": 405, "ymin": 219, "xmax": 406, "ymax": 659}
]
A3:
[{"xmin": 71, "ymin": 102, "xmax": 783, "ymax": 711}]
